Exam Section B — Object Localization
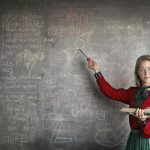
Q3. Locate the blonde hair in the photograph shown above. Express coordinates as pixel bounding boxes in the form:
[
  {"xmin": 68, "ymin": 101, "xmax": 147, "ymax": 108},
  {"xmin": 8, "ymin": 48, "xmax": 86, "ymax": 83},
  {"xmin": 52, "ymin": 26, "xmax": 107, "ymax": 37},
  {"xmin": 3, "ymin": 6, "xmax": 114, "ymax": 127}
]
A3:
[{"xmin": 134, "ymin": 55, "xmax": 150, "ymax": 87}]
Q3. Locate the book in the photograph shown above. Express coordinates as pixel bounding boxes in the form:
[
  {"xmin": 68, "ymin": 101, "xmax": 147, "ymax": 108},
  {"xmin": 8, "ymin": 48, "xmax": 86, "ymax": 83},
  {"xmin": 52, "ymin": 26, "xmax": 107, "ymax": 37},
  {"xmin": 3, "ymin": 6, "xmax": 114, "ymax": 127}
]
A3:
[{"xmin": 120, "ymin": 107, "xmax": 150, "ymax": 114}]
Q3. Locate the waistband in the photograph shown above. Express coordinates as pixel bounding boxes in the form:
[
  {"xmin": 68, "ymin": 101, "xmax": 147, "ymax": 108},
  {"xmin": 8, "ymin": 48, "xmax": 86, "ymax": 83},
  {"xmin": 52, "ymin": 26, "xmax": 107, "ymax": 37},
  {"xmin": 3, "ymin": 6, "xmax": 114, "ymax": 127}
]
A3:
[{"xmin": 130, "ymin": 129, "xmax": 140, "ymax": 133}]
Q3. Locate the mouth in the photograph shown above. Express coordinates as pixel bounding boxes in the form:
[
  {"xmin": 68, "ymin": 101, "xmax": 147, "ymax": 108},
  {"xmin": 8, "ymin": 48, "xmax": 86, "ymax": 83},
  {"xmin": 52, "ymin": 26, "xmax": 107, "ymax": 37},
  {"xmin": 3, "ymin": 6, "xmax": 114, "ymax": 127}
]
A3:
[{"xmin": 144, "ymin": 77, "xmax": 150, "ymax": 79}]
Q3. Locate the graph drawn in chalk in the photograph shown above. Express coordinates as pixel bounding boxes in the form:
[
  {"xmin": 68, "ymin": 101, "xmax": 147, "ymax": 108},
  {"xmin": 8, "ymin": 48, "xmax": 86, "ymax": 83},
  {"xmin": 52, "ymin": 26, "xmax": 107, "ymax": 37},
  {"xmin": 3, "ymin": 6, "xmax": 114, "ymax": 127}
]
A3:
[{"xmin": 49, "ymin": 122, "xmax": 76, "ymax": 143}]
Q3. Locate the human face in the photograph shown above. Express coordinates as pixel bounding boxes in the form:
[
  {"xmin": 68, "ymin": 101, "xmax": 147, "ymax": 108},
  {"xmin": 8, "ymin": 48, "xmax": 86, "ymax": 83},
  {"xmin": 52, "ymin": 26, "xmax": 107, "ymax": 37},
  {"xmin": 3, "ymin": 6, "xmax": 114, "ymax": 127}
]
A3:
[{"xmin": 137, "ymin": 60, "xmax": 150, "ymax": 86}]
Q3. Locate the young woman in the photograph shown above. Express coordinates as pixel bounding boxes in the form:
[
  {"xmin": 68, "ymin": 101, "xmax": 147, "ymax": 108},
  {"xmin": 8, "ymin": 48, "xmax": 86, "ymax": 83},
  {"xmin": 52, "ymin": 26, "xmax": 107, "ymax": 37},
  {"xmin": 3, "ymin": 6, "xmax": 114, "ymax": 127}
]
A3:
[{"xmin": 87, "ymin": 55, "xmax": 150, "ymax": 150}]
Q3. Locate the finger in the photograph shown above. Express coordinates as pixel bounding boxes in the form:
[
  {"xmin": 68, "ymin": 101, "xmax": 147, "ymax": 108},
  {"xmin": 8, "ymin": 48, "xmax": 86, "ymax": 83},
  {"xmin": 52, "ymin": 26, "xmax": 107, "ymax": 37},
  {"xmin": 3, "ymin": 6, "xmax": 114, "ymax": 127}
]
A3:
[
  {"xmin": 87, "ymin": 58, "xmax": 91, "ymax": 62},
  {"xmin": 142, "ymin": 115, "xmax": 147, "ymax": 120},
  {"xmin": 141, "ymin": 109, "xmax": 145, "ymax": 120},
  {"xmin": 89, "ymin": 62, "xmax": 94, "ymax": 68},
  {"xmin": 92, "ymin": 61, "xmax": 95, "ymax": 66},
  {"xmin": 141, "ymin": 109, "xmax": 144, "ymax": 116},
  {"xmin": 135, "ymin": 108, "xmax": 139, "ymax": 117},
  {"xmin": 145, "ymin": 115, "xmax": 150, "ymax": 119},
  {"xmin": 87, "ymin": 59, "xmax": 92, "ymax": 65},
  {"xmin": 140, "ymin": 111, "xmax": 143, "ymax": 120},
  {"xmin": 88, "ymin": 62, "xmax": 94, "ymax": 69},
  {"xmin": 135, "ymin": 108, "xmax": 141, "ymax": 120},
  {"xmin": 139, "ymin": 109, "xmax": 143, "ymax": 118},
  {"xmin": 88, "ymin": 59, "xmax": 93, "ymax": 66},
  {"xmin": 139, "ymin": 109, "xmax": 145, "ymax": 120},
  {"xmin": 139, "ymin": 109, "xmax": 141, "ymax": 116},
  {"xmin": 87, "ymin": 58, "xmax": 93, "ymax": 62}
]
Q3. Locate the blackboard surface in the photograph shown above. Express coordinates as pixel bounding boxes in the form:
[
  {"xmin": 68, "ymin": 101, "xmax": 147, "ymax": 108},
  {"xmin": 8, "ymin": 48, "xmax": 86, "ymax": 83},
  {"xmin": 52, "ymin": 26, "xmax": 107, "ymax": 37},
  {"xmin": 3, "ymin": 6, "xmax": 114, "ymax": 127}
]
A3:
[{"xmin": 0, "ymin": 0, "xmax": 150, "ymax": 149}]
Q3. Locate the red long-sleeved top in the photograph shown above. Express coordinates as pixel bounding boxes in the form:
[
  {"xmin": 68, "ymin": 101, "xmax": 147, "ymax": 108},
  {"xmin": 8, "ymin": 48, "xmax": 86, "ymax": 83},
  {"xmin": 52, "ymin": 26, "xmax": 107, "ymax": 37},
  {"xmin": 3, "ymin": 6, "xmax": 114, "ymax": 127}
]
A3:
[{"xmin": 96, "ymin": 75, "xmax": 150, "ymax": 138}]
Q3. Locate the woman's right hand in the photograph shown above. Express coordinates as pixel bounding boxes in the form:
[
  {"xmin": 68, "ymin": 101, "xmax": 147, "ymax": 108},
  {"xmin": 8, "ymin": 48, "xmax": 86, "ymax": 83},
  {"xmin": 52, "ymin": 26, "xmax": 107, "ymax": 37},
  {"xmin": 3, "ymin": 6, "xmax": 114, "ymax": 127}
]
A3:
[{"xmin": 87, "ymin": 58, "xmax": 100, "ymax": 73}]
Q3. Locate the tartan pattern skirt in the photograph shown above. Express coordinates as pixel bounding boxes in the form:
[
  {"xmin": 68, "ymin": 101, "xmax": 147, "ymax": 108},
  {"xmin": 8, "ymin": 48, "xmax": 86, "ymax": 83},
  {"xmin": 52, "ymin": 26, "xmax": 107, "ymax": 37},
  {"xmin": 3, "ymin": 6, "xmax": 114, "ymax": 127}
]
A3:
[{"xmin": 125, "ymin": 129, "xmax": 150, "ymax": 150}]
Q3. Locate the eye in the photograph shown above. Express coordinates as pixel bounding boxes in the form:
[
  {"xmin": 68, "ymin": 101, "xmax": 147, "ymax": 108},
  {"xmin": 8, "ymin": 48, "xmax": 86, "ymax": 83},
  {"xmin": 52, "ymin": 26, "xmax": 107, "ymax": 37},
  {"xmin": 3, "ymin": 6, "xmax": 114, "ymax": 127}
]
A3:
[{"xmin": 138, "ymin": 68, "xmax": 145, "ymax": 73}]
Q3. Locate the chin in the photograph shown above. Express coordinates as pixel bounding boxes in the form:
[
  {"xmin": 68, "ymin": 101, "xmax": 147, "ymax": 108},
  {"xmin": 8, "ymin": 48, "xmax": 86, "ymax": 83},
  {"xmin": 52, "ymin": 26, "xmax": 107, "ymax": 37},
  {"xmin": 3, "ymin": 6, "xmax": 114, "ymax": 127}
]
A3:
[{"xmin": 143, "ymin": 82, "xmax": 150, "ymax": 86}]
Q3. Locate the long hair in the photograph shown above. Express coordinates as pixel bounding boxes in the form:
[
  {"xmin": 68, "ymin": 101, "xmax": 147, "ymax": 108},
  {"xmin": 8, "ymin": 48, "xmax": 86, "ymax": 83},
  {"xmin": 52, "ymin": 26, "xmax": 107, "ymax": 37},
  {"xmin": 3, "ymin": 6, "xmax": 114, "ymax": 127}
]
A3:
[{"xmin": 134, "ymin": 55, "xmax": 150, "ymax": 87}]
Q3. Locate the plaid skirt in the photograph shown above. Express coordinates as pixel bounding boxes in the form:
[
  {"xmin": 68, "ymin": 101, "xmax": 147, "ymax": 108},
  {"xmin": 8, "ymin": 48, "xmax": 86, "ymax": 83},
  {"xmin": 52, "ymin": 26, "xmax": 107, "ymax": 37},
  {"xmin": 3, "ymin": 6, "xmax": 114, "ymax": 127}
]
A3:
[{"xmin": 125, "ymin": 129, "xmax": 150, "ymax": 150}]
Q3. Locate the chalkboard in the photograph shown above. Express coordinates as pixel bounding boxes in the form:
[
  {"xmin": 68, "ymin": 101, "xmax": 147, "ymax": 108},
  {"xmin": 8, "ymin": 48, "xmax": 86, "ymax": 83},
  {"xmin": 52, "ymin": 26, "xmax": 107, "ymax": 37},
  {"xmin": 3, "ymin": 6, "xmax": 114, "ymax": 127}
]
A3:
[{"xmin": 0, "ymin": 0, "xmax": 150, "ymax": 149}]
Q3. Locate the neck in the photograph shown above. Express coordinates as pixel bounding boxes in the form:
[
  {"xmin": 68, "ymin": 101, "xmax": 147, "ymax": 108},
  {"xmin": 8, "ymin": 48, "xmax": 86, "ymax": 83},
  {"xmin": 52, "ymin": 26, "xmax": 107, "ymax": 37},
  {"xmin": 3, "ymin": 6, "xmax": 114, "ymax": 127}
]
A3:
[{"xmin": 142, "ymin": 84, "xmax": 150, "ymax": 90}]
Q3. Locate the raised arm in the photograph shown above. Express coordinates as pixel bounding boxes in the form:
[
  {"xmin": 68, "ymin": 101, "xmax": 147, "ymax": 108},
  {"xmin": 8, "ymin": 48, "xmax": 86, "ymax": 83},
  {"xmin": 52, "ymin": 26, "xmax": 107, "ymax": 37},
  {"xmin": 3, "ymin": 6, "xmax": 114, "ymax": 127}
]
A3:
[{"xmin": 87, "ymin": 58, "xmax": 134, "ymax": 104}]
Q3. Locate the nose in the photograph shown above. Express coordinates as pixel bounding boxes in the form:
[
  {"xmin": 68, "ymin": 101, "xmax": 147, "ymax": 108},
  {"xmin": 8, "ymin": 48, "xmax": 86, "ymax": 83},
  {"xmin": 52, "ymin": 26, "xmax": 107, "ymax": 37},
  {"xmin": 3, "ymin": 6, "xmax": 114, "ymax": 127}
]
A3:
[{"xmin": 145, "ymin": 69, "xmax": 149, "ymax": 76}]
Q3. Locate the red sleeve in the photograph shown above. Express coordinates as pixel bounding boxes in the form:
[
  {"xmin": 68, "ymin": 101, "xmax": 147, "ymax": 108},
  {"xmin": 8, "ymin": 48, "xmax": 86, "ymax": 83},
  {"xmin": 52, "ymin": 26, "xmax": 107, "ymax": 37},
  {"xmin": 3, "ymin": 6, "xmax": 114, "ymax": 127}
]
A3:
[
  {"xmin": 96, "ymin": 76, "xmax": 133, "ymax": 104},
  {"xmin": 141, "ymin": 119, "xmax": 150, "ymax": 138}
]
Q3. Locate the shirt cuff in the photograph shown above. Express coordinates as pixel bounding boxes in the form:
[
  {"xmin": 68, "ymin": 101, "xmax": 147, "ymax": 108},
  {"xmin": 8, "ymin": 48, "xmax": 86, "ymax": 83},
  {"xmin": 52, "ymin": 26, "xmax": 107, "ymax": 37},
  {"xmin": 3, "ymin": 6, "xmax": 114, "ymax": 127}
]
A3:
[{"xmin": 94, "ymin": 72, "xmax": 103, "ymax": 79}]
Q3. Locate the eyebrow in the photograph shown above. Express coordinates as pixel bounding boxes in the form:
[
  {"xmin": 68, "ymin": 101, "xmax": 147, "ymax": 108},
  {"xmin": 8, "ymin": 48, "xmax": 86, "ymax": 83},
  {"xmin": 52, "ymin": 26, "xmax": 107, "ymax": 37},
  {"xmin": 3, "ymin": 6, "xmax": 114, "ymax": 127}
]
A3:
[
  {"xmin": 138, "ymin": 67, "xmax": 145, "ymax": 68},
  {"xmin": 138, "ymin": 66, "xmax": 150, "ymax": 68}
]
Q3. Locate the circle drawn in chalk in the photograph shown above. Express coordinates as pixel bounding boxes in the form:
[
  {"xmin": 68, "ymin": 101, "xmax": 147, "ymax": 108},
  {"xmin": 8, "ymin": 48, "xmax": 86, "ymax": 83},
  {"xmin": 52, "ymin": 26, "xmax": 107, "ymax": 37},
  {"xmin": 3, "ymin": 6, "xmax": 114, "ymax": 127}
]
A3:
[
  {"xmin": 65, "ymin": 89, "xmax": 76, "ymax": 99},
  {"xmin": 74, "ymin": 39, "xmax": 86, "ymax": 49}
]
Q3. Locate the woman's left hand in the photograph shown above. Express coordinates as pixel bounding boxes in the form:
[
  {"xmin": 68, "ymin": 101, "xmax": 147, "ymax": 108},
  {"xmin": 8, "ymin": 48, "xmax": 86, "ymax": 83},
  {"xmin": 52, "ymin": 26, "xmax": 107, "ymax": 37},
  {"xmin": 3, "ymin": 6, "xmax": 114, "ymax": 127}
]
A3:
[{"xmin": 135, "ymin": 108, "xmax": 147, "ymax": 121}]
